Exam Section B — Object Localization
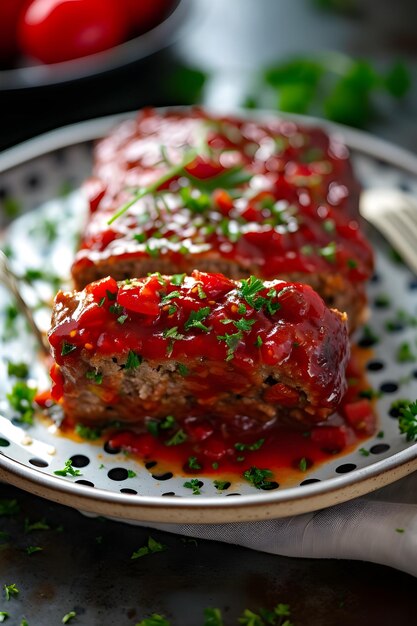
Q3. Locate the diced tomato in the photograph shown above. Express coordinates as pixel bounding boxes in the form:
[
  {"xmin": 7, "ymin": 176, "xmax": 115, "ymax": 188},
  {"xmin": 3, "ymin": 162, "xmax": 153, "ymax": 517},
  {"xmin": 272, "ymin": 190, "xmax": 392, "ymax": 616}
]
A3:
[
  {"xmin": 86, "ymin": 276, "xmax": 118, "ymax": 302},
  {"xmin": 50, "ymin": 363, "xmax": 64, "ymax": 402},
  {"xmin": 34, "ymin": 389, "xmax": 55, "ymax": 409},
  {"xmin": 185, "ymin": 156, "xmax": 225, "ymax": 180},
  {"xmin": 311, "ymin": 425, "xmax": 349, "ymax": 453},
  {"xmin": 191, "ymin": 270, "xmax": 233, "ymax": 299},
  {"xmin": 83, "ymin": 178, "xmax": 107, "ymax": 213},
  {"xmin": 201, "ymin": 436, "xmax": 228, "ymax": 461},
  {"xmin": 118, "ymin": 276, "xmax": 160, "ymax": 315},
  {"xmin": 263, "ymin": 383, "xmax": 300, "ymax": 405},
  {"xmin": 343, "ymin": 399, "xmax": 376, "ymax": 435},
  {"xmin": 108, "ymin": 431, "xmax": 157, "ymax": 457},
  {"xmin": 213, "ymin": 189, "xmax": 234, "ymax": 216}
]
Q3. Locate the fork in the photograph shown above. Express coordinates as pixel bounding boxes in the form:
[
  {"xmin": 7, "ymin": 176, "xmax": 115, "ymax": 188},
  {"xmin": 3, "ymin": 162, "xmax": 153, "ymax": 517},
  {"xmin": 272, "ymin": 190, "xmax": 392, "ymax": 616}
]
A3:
[
  {"xmin": 360, "ymin": 188, "xmax": 417, "ymax": 275},
  {"xmin": 0, "ymin": 250, "xmax": 50, "ymax": 355}
]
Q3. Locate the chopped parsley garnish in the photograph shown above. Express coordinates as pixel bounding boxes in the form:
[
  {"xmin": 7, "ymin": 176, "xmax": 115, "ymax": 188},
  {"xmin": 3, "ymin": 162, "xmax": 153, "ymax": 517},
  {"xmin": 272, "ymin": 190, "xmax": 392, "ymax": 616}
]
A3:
[
  {"xmin": 98, "ymin": 297, "xmax": 106, "ymax": 307},
  {"xmin": 213, "ymin": 480, "xmax": 230, "ymax": 491},
  {"xmin": 233, "ymin": 318, "xmax": 256, "ymax": 332},
  {"xmin": 127, "ymin": 470, "xmax": 137, "ymax": 478},
  {"xmin": 62, "ymin": 611, "xmax": 77, "ymax": 624},
  {"xmin": 75, "ymin": 423, "xmax": 102, "ymax": 441},
  {"xmin": 197, "ymin": 284, "xmax": 207, "ymax": 299},
  {"xmin": 237, "ymin": 304, "xmax": 247, "ymax": 314},
  {"xmin": 358, "ymin": 388, "xmax": 382, "ymax": 400},
  {"xmin": 377, "ymin": 430, "xmax": 385, "ymax": 439},
  {"xmin": 109, "ymin": 303, "xmax": 124, "ymax": 316},
  {"xmin": 106, "ymin": 290, "xmax": 117, "ymax": 301},
  {"xmin": 117, "ymin": 314, "xmax": 129, "ymax": 325},
  {"xmin": 7, "ymin": 381, "xmax": 37, "ymax": 425},
  {"xmin": 318, "ymin": 241, "xmax": 337, "ymax": 263},
  {"xmin": 234, "ymin": 439, "xmax": 265, "ymax": 452},
  {"xmin": 177, "ymin": 363, "xmax": 189, "ymax": 376},
  {"xmin": 131, "ymin": 536, "xmax": 167, "ymax": 559},
  {"xmin": 374, "ymin": 293, "xmax": 390, "ymax": 308},
  {"xmin": 203, "ymin": 608, "xmax": 224, "ymax": 625},
  {"xmin": 163, "ymin": 326, "xmax": 183, "ymax": 340},
  {"xmin": 26, "ymin": 546, "xmax": 43, "ymax": 555},
  {"xmin": 243, "ymin": 466, "xmax": 274, "ymax": 490},
  {"xmin": 323, "ymin": 218, "xmax": 335, "ymax": 233},
  {"xmin": 347, "ymin": 258, "xmax": 358, "ymax": 269},
  {"xmin": 85, "ymin": 370, "xmax": 103, "ymax": 384},
  {"xmin": 396, "ymin": 342, "xmax": 416, "ymax": 363},
  {"xmin": 24, "ymin": 518, "xmax": 50, "ymax": 532},
  {"xmin": 7, "ymin": 361, "xmax": 29, "ymax": 379},
  {"xmin": 183, "ymin": 478, "xmax": 202, "ymax": 495},
  {"xmin": 359, "ymin": 448, "xmax": 370, "ymax": 457},
  {"xmin": 136, "ymin": 615, "xmax": 170, "ymax": 626},
  {"xmin": 125, "ymin": 350, "xmax": 142, "ymax": 370},
  {"xmin": 165, "ymin": 429, "xmax": 188, "ymax": 446},
  {"xmin": 185, "ymin": 307, "xmax": 211, "ymax": 332},
  {"xmin": 396, "ymin": 528, "xmax": 405, "ymax": 534},
  {"xmin": 398, "ymin": 400, "xmax": 417, "ymax": 441},
  {"xmin": 217, "ymin": 331, "xmax": 242, "ymax": 361},
  {"xmin": 160, "ymin": 415, "xmax": 176, "ymax": 430},
  {"xmin": 255, "ymin": 336, "xmax": 263, "ymax": 347},
  {"xmin": 161, "ymin": 291, "xmax": 181, "ymax": 304},
  {"xmin": 0, "ymin": 499, "xmax": 20, "ymax": 517},
  {"xmin": 0, "ymin": 612, "xmax": 9, "ymax": 622},
  {"xmin": 61, "ymin": 342, "xmax": 77, "ymax": 356},
  {"xmin": 54, "ymin": 459, "xmax": 82, "ymax": 477},
  {"xmin": 239, "ymin": 276, "xmax": 265, "ymax": 307},
  {"xmin": 133, "ymin": 233, "xmax": 147, "ymax": 243},
  {"xmin": 298, "ymin": 457, "xmax": 308, "ymax": 472},
  {"xmin": 187, "ymin": 456, "xmax": 202, "ymax": 470},
  {"xmin": 171, "ymin": 273, "xmax": 186, "ymax": 286},
  {"xmin": 3, "ymin": 584, "xmax": 19, "ymax": 600}
]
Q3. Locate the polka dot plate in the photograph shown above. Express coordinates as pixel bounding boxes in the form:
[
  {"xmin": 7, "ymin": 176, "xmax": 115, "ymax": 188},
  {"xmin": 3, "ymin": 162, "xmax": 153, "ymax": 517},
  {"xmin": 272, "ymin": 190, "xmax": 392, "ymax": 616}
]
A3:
[{"xmin": 0, "ymin": 109, "xmax": 417, "ymax": 524}]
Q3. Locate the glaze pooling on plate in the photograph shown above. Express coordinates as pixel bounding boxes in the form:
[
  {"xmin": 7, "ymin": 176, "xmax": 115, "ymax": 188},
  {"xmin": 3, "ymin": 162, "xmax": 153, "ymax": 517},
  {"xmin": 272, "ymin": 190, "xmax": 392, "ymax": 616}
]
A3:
[{"xmin": 0, "ymin": 112, "xmax": 417, "ymax": 522}]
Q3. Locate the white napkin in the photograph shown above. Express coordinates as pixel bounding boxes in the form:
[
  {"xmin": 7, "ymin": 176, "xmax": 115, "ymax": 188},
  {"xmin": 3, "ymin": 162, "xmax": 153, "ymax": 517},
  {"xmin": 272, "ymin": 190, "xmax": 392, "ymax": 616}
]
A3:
[{"xmin": 129, "ymin": 471, "xmax": 417, "ymax": 578}]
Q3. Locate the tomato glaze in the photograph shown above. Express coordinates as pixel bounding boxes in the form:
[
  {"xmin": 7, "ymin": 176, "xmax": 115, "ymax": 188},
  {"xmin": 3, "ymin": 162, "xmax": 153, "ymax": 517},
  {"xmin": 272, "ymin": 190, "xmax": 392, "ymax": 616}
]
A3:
[
  {"xmin": 48, "ymin": 271, "xmax": 350, "ymax": 425},
  {"xmin": 72, "ymin": 108, "xmax": 374, "ymax": 288}
]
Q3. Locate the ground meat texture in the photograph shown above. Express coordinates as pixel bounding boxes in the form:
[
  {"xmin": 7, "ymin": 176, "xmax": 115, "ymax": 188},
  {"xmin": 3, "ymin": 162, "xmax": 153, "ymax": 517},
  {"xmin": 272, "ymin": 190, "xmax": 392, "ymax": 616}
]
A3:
[
  {"xmin": 48, "ymin": 271, "xmax": 350, "ymax": 430},
  {"xmin": 71, "ymin": 107, "xmax": 374, "ymax": 332}
]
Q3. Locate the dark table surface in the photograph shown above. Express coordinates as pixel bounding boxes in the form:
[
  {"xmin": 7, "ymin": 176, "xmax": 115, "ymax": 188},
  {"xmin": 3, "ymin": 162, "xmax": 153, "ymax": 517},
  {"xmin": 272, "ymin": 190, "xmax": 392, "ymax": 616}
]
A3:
[{"xmin": 1, "ymin": 1, "xmax": 417, "ymax": 624}]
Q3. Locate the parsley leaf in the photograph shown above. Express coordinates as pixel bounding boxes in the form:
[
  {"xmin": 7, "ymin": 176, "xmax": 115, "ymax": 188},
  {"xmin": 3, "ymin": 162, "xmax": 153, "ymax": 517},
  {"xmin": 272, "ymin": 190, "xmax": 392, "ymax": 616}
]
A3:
[
  {"xmin": 135, "ymin": 615, "xmax": 170, "ymax": 626},
  {"xmin": 243, "ymin": 466, "xmax": 275, "ymax": 490},
  {"xmin": 54, "ymin": 459, "xmax": 82, "ymax": 477},
  {"xmin": 131, "ymin": 536, "xmax": 167, "ymax": 559},
  {"xmin": 203, "ymin": 608, "xmax": 224, "ymax": 626},
  {"xmin": 165, "ymin": 429, "xmax": 188, "ymax": 446},
  {"xmin": 7, "ymin": 361, "xmax": 29, "ymax": 379},
  {"xmin": 6, "ymin": 382, "xmax": 37, "ymax": 425},
  {"xmin": 184, "ymin": 307, "xmax": 211, "ymax": 332},
  {"xmin": 217, "ymin": 331, "xmax": 243, "ymax": 361},
  {"xmin": 62, "ymin": 611, "xmax": 77, "ymax": 624},
  {"xmin": 398, "ymin": 400, "xmax": 417, "ymax": 441},
  {"xmin": 61, "ymin": 342, "xmax": 77, "ymax": 356},
  {"xmin": 184, "ymin": 478, "xmax": 203, "ymax": 495},
  {"xmin": 3, "ymin": 584, "xmax": 19, "ymax": 601},
  {"xmin": 75, "ymin": 424, "xmax": 102, "ymax": 441},
  {"xmin": 125, "ymin": 350, "xmax": 142, "ymax": 370}
]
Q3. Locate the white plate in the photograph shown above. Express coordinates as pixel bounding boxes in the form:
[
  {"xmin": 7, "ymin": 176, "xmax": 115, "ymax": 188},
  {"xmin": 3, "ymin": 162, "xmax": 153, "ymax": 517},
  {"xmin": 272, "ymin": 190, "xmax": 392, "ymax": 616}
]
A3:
[{"xmin": 1, "ymin": 109, "xmax": 417, "ymax": 524}]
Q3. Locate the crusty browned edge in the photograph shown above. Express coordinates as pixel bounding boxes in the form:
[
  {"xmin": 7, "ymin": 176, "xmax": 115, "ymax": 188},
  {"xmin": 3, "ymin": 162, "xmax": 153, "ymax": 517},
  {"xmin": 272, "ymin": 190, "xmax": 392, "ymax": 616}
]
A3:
[{"xmin": 72, "ymin": 256, "xmax": 366, "ymax": 332}]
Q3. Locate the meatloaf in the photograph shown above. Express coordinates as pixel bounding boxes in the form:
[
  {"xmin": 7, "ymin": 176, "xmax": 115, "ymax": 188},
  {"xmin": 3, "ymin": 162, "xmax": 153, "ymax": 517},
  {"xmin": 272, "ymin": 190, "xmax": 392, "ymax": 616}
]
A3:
[
  {"xmin": 48, "ymin": 270, "xmax": 350, "ymax": 429},
  {"xmin": 71, "ymin": 108, "xmax": 374, "ymax": 331}
]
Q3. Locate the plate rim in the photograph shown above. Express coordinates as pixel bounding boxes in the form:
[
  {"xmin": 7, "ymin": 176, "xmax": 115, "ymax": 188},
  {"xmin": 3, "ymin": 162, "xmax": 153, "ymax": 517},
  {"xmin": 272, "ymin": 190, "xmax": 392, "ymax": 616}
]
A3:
[{"xmin": 1, "ymin": 106, "xmax": 417, "ymax": 523}]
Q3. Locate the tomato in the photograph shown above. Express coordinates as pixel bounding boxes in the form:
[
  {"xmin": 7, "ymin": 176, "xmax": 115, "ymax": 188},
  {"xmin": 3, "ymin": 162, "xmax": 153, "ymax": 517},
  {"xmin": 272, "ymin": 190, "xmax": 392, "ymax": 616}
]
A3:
[
  {"xmin": 18, "ymin": 0, "xmax": 128, "ymax": 64},
  {"xmin": 123, "ymin": 0, "xmax": 174, "ymax": 35},
  {"xmin": 343, "ymin": 399, "xmax": 376, "ymax": 435},
  {"xmin": 0, "ymin": 0, "xmax": 28, "ymax": 61}
]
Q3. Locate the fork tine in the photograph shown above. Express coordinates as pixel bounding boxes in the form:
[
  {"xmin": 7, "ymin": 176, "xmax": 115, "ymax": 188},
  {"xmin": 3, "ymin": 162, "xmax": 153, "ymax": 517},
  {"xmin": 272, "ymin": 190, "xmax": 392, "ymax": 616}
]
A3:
[{"xmin": 360, "ymin": 189, "xmax": 417, "ymax": 275}]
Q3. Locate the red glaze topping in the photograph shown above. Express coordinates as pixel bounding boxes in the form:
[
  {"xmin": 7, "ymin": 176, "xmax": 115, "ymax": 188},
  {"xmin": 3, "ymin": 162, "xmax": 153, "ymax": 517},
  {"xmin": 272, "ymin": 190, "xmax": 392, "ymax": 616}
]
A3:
[
  {"xmin": 72, "ymin": 108, "xmax": 374, "ymax": 285},
  {"xmin": 48, "ymin": 271, "xmax": 349, "ymax": 419}
]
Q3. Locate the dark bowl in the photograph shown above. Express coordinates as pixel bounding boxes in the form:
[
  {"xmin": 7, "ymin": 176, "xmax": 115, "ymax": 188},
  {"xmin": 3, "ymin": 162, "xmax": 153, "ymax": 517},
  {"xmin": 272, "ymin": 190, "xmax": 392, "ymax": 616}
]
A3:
[{"xmin": 0, "ymin": 0, "xmax": 194, "ymax": 91}]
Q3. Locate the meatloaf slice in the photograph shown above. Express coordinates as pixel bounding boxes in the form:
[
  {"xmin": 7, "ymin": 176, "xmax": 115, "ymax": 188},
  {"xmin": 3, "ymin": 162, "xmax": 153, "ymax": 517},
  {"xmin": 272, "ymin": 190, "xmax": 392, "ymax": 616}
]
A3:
[
  {"xmin": 48, "ymin": 270, "xmax": 350, "ymax": 430},
  {"xmin": 71, "ymin": 107, "xmax": 374, "ymax": 331}
]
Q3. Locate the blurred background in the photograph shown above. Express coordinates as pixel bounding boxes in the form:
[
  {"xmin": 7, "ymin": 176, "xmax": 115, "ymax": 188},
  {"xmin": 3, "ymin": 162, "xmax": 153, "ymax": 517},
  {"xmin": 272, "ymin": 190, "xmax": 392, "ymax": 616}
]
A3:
[{"xmin": 1, "ymin": 0, "xmax": 417, "ymax": 151}]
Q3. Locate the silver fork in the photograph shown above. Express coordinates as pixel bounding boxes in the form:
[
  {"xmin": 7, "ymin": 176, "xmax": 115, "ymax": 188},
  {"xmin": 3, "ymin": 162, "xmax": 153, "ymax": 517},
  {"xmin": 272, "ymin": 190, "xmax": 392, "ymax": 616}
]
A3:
[{"xmin": 360, "ymin": 188, "xmax": 417, "ymax": 275}]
